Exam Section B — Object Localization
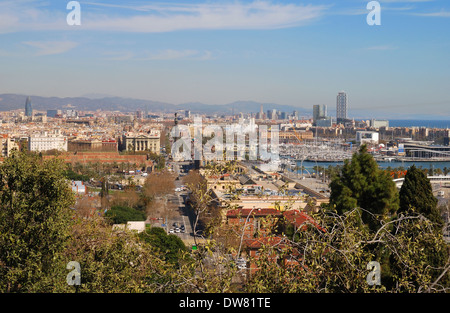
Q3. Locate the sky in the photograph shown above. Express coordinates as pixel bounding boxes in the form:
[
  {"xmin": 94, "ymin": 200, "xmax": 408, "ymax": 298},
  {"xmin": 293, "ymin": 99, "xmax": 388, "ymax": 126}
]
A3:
[{"xmin": 0, "ymin": 0, "xmax": 449, "ymax": 118}]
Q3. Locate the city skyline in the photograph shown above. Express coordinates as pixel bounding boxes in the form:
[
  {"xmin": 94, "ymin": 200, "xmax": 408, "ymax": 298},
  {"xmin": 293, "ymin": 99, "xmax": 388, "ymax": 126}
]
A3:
[{"xmin": 0, "ymin": 0, "xmax": 449, "ymax": 119}]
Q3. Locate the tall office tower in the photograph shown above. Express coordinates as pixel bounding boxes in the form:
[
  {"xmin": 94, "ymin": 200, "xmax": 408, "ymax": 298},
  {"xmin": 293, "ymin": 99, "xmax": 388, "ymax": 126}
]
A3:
[
  {"xmin": 336, "ymin": 91, "xmax": 347, "ymax": 122},
  {"xmin": 25, "ymin": 96, "xmax": 32, "ymax": 117},
  {"xmin": 313, "ymin": 104, "xmax": 327, "ymax": 123}
]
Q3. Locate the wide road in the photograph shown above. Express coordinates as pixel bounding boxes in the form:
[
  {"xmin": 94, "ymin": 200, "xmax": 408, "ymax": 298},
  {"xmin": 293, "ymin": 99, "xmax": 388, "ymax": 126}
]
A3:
[{"xmin": 165, "ymin": 161, "xmax": 197, "ymax": 246}]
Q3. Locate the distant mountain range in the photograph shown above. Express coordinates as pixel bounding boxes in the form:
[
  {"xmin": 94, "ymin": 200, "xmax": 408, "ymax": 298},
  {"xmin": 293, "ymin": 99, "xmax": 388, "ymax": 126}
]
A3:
[
  {"xmin": 0, "ymin": 93, "xmax": 311, "ymax": 116},
  {"xmin": 1, "ymin": 93, "xmax": 447, "ymax": 120}
]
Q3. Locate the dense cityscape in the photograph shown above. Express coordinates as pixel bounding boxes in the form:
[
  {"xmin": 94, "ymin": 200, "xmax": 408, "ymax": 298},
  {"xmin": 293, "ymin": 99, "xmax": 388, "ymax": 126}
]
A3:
[
  {"xmin": 1, "ymin": 0, "xmax": 449, "ymax": 307},
  {"xmin": 0, "ymin": 92, "xmax": 449, "ymax": 297}
]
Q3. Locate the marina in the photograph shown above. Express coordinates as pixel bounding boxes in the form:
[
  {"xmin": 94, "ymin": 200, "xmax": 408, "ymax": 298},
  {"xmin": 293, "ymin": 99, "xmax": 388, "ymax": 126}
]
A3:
[{"xmin": 278, "ymin": 142, "xmax": 450, "ymax": 174}]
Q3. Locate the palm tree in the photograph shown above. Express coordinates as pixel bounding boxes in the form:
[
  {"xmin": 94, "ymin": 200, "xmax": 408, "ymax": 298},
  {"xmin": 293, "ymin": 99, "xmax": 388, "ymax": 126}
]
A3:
[{"xmin": 293, "ymin": 165, "xmax": 301, "ymax": 179}]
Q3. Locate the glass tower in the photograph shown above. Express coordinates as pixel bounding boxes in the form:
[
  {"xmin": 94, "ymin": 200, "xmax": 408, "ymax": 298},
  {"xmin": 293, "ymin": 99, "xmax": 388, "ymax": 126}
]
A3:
[{"xmin": 25, "ymin": 96, "xmax": 32, "ymax": 117}]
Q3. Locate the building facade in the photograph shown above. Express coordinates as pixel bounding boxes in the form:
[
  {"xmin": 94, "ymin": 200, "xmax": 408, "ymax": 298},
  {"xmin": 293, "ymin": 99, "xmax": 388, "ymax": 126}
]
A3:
[
  {"xmin": 120, "ymin": 131, "xmax": 160, "ymax": 154},
  {"xmin": 68, "ymin": 139, "xmax": 118, "ymax": 152},
  {"xmin": 336, "ymin": 91, "xmax": 348, "ymax": 122},
  {"xmin": 370, "ymin": 119, "xmax": 389, "ymax": 129},
  {"xmin": 28, "ymin": 132, "xmax": 68, "ymax": 152},
  {"xmin": 313, "ymin": 104, "xmax": 327, "ymax": 124},
  {"xmin": 356, "ymin": 131, "xmax": 379, "ymax": 145}
]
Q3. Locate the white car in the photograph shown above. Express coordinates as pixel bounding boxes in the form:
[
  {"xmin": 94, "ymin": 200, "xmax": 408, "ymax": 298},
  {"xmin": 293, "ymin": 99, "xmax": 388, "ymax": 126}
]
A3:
[
  {"xmin": 169, "ymin": 229, "xmax": 174, "ymax": 233},
  {"xmin": 236, "ymin": 257, "xmax": 247, "ymax": 269}
]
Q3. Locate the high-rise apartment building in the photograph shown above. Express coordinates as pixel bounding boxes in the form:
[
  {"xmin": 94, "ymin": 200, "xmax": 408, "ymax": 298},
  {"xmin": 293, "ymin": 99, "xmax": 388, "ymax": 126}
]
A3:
[{"xmin": 336, "ymin": 91, "xmax": 348, "ymax": 122}]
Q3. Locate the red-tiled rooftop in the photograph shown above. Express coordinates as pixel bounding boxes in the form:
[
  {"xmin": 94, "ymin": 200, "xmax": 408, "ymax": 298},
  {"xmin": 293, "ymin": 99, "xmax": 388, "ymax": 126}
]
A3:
[
  {"xmin": 283, "ymin": 209, "xmax": 325, "ymax": 232},
  {"xmin": 244, "ymin": 236, "xmax": 284, "ymax": 249}
]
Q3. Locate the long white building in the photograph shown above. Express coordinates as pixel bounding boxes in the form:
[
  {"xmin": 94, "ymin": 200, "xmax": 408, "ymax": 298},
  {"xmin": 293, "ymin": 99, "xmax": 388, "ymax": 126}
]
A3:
[{"xmin": 28, "ymin": 132, "xmax": 68, "ymax": 152}]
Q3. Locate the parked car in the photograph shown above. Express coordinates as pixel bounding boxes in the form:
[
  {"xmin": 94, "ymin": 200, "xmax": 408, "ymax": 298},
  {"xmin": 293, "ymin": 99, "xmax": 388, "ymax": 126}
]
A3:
[{"xmin": 236, "ymin": 257, "xmax": 247, "ymax": 270}]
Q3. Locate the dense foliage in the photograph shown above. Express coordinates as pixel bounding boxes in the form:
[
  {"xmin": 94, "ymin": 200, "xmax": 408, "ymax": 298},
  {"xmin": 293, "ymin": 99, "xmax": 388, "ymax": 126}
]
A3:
[
  {"xmin": 139, "ymin": 227, "xmax": 187, "ymax": 266},
  {"xmin": 0, "ymin": 151, "xmax": 75, "ymax": 292},
  {"xmin": 0, "ymin": 150, "xmax": 448, "ymax": 293},
  {"xmin": 399, "ymin": 164, "xmax": 443, "ymax": 227},
  {"xmin": 329, "ymin": 145, "xmax": 399, "ymax": 231},
  {"xmin": 104, "ymin": 205, "xmax": 146, "ymax": 224}
]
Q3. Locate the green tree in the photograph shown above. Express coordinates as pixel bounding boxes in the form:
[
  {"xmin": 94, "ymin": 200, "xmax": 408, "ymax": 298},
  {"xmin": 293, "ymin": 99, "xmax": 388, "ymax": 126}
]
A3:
[
  {"xmin": 397, "ymin": 164, "xmax": 448, "ymax": 289},
  {"xmin": 0, "ymin": 151, "xmax": 75, "ymax": 292},
  {"xmin": 443, "ymin": 167, "xmax": 449, "ymax": 176},
  {"xmin": 139, "ymin": 227, "xmax": 187, "ymax": 266},
  {"xmin": 62, "ymin": 216, "xmax": 180, "ymax": 293},
  {"xmin": 399, "ymin": 165, "xmax": 443, "ymax": 227},
  {"xmin": 328, "ymin": 145, "xmax": 399, "ymax": 231},
  {"xmin": 245, "ymin": 208, "xmax": 450, "ymax": 293},
  {"xmin": 104, "ymin": 205, "xmax": 146, "ymax": 224}
]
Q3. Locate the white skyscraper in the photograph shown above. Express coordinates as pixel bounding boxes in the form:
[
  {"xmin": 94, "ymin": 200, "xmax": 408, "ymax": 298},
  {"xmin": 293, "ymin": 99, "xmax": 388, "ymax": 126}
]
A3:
[{"xmin": 336, "ymin": 91, "xmax": 348, "ymax": 122}]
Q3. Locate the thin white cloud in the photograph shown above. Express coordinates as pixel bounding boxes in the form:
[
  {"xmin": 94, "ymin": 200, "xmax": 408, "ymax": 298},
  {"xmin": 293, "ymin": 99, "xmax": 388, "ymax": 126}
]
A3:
[
  {"xmin": 82, "ymin": 1, "xmax": 329, "ymax": 32},
  {"xmin": 102, "ymin": 49, "xmax": 214, "ymax": 61},
  {"xmin": 335, "ymin": 3, "xmax": 417, "ymax": 16},
  {"xmin": 0, "ymin": 1, "xmax": 329, "ymax": 34},
  {"xmin": 102, "ymin": 51, "xmax": 135, "ymax": 61},
  {"xmin": 412, "ymin": 10, "xmax": 450, "ymax": 17},
  {"xmin": 22, "ymin": 41, "xmax": 79, "ymax": 56},
  {"xmin": 143, "ymin": 49, "xmax": 213, "ymax": 60},
  {"xmin": 0, "ymin": 1, "xmax": 66, "ymax": 34},
  {"xmin": 379, "ymin": 0, "xmax": 434, "ymax": 3},
  {"xmin": 366, "ymin": 45, "xmax": 399, "ymax": 50}
]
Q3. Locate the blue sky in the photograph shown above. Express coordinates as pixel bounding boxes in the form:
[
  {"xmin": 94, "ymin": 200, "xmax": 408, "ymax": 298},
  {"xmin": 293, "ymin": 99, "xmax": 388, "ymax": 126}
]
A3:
[{"xmin": 0, "ymin": 0, "xmax": 449, "ymax": 118}]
